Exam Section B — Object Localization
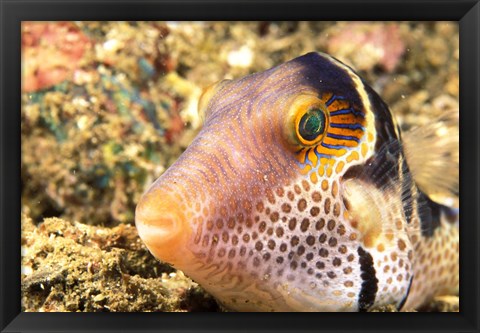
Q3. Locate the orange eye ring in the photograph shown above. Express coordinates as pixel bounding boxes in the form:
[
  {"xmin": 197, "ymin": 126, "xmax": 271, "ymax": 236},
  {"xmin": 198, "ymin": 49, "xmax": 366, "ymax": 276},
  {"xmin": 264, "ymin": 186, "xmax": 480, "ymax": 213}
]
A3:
[{"xmin": 288, "ymin": 94, "xmax": 329, "ymax": 147}]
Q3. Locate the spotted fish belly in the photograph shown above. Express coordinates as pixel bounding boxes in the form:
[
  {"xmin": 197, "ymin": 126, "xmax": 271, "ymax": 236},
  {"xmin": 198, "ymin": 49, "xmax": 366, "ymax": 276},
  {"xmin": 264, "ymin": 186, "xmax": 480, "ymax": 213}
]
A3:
[{"xmin": 135, "ymin": 52, "xmax": 459, "ymax": 312}]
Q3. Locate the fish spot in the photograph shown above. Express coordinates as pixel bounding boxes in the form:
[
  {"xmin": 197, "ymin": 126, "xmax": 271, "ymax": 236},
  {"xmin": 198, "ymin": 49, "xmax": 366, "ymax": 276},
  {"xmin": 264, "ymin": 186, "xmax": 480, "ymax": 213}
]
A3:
[
  {"xmin": 297, "ymin": 245, "xmax": 306, "ymax": 256},
  {"xmin": 324, "ymin": 198, "xmax": 331, "ymax": 214},
  {"xmin": 333, "ymin": 202, "xmax": 341, "ymax": 217},
  {"xmin": 328, "ymin": 237, "xmax": 338, "ymax": 247},
  {"xmin": 206, "ymin": 220, "xmax": 214, "ymax": 230},
  {"xmin": 287, "ymin": 191, "xmax": 295, "ymax": 201},
  {"xmin": 316, "ymin": 261, "xmax": 325, "ymax": 269},
  {"xmin": 281, "ymin": 203, "xmax": 292, "ymax": 213},
  {"xmin": 310, "ymin": 206, "xmax": 320, "ymax": 217},
  {"xmin": 331, "ymin": 181, "xmax": 339, "ymax": 198},
  {"xmin": 270, "ymin": 212, "xmax": 279, "ymax": 222},
  {"xmin": 390, "ymin": 252, "xmax": 398, "ymax": 261},
  {"xmin": 275, "ymin": 187, "xmax": 285, "ymax": 197},
  {"xmin": 327, "ymin": 219, "xmax": 336, "ymax": 231},
  {"xmin": 300, "ymin": 218, "xmax": 310, "ymax": 232},
  {"xmin": 319, "ymin": 248, "xmax": 329, "ymax": 258},
  {"xmin": 321, "ymin": 180, "xmax": 329, "ymax": 191},
  {"xmin": 265, "ymin": 189, "xmax": 276, "ymax": 204},
  {"xmin": 335, "ymin": 161, "xmax": 345, "ymax": 174},
  {"xmin": 319, "ymin": 233, "xmax": 327, "ymax": 243},
  {"xmin": 222, "ymin": 231, "xmax": 229, "ymax": 243},
  {"xmin": 347, "ymin": 151, "xmax": 359, "ymax": 162},
  {"xmin": 219, "ymin": 206, "xmax": 228, "ymax": 217},
  {"xmin": 268, "ymin": 239, "xmax": 276, "ymax": 250},
  {"xmin": 288, "ymin": 218, "xmax": 297, "ymax": 231},
  {"xmin": 361, "ymin": 143, "xmax": 368, "ymax": 157},
  {"xmin": 294, "ymin": 184, "xmax": 302, "ymax": 194},
  {"xmin": 332, "ymin": 257, "xmax": 342, "ymax": 267},
  {"xmin": 242, "ymin": 200, "xmax": 253, "ymax": 213},
  {"xmin": 306, "ymin": 235, "xmax": 315, "ymax": 246},
  {"xmin": 258, "ymin": 221, "xmax": 267, "ymax": 233},
  {"xmin": 218, "ymin": 248, "xmax": 226, "ymax": 257},
  {"xmin": 298, "ymin": 199, "xmax": 307, "ymax": 212},
  {"xmin": 302, "ymin": 180, "xmax": 311, "ymax": 191},
  {"xmin": 338, "ymin": 245, "xmax": 347, "ymax": 254},
  {"xmin": 312, "ymin": 191, "xmax": 322, "ymax": 202},
  {"xmin": 290, "ymin": 236, "xmax": 300, "ymax": 247},
  {"xmin": 316, "ymin": 219, "xmax": 325, "ymax": 230},
  {"xmin": 256, "ymin": 202, "xmax": 264, "ymax": 213},
  {"xmin": 202, "ymin": 235, "xmax": 210, "ymax": 247},
  {"xmin": 276, "ymin": 227, "xmax": 284, "ymax": 237}
]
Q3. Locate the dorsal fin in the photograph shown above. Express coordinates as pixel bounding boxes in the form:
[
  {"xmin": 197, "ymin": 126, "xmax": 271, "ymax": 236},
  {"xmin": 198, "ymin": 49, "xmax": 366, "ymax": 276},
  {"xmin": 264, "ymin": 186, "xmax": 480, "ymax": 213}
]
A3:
[{"xmin": 402, "ymin": 111, "xmax": 459, "ymax": 203}]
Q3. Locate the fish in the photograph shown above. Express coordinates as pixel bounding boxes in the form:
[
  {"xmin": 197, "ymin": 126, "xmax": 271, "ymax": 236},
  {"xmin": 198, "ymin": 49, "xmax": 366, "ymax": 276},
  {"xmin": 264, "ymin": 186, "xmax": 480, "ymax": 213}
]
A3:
[{"xmin": 135, "ymin": 52, "xmax": 459, "ymax": 312}]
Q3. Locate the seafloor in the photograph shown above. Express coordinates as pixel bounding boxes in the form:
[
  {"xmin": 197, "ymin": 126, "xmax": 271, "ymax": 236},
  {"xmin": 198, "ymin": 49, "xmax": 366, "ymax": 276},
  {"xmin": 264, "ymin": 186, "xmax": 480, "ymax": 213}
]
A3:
[{"xmin": 21, "ymin": 21, "xmax": 459, "ymax": 312}]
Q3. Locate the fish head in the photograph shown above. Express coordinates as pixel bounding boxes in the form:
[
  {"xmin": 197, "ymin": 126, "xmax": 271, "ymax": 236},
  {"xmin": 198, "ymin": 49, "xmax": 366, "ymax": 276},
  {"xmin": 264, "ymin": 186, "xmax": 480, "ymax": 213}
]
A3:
[{"xmin": 136, "ymin": 52, "xmax": 414, "ymax": 311}]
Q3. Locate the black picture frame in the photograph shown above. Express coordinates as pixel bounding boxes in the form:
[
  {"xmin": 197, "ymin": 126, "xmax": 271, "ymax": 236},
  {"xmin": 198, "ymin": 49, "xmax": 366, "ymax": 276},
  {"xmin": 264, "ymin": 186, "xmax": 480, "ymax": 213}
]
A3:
[{"xmin": 1, "ymin": 1, "xmax": 479, "ymax": 332}]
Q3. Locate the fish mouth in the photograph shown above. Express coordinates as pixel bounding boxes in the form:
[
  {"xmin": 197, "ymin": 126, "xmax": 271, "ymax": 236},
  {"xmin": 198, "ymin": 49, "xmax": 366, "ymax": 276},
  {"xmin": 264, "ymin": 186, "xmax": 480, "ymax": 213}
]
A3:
[{"xmin": 135, "ymin": 190, "xmax": 192, "ymax": 266}]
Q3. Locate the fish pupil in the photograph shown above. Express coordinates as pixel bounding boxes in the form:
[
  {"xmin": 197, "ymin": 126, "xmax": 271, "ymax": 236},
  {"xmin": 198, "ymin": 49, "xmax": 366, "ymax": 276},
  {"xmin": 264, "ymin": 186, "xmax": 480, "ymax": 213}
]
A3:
[{"xmin": 299, "ymin": 108, "xmax": 325, "ymax": 141}]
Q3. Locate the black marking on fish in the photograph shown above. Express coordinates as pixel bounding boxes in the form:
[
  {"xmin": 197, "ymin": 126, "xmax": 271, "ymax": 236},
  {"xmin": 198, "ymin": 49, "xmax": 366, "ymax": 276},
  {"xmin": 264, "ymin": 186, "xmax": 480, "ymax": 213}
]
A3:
[
  {"xmin": 397, "ymin": 274, "xmax": 414, "ymax": 311},
  {"xmin": 357, "ymin": 246, "xmax": 378, "ymax": 311},
  {"xmin": 401, "ymin": 158, "xmax": 414, "ymax": 224},
  {"xmin": 417, "ymin": 191, "xmax": 441, "ymax": 237},
  {"xmin": 342, "ymin": 138, "xmax": 401, "ymax": 193},
  {"xmin": 363, "ymin": 83, "xmax": 400, "ymax": 153},
  {"xmin": 292, "ymin": 53, "xmax": 366, "ymax": 117}
]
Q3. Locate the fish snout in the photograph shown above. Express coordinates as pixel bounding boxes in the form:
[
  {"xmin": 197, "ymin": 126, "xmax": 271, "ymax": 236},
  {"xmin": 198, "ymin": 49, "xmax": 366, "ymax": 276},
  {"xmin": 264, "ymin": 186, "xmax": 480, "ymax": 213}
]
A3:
[{"xmin": 135, "ymin": 190, "xmax": 193, "ymax": 266}]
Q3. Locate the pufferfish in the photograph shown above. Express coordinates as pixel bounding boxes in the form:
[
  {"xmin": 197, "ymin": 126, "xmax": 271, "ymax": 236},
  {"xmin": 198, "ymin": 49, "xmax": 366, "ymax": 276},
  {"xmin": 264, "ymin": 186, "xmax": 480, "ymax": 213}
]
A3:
[{"xmin": 135, "ymin": 52, "xmax": 459, "ymax": 312}]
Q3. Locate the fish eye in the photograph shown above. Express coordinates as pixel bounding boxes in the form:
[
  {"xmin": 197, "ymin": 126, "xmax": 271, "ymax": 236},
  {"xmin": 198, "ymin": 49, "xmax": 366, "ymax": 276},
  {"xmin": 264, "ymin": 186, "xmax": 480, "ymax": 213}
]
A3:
[
  {"xmin": 284, "ymin": 94, "xmax": 329, "ymax": 148},
  {"xmin": 288, "ymin": 95, "xmax": 329, "ymax": 146},
  {"xmin": 297, "ymin": 107, "xmax": 326, "ymax": 143}
]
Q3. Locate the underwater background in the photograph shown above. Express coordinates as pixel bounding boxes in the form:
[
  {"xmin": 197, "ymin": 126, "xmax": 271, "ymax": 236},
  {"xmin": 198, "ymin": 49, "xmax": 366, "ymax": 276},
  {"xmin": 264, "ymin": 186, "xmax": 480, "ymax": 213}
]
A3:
[{"xmin": 21, "ymin": 21, "xmax": 459, "ymax": 312}]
